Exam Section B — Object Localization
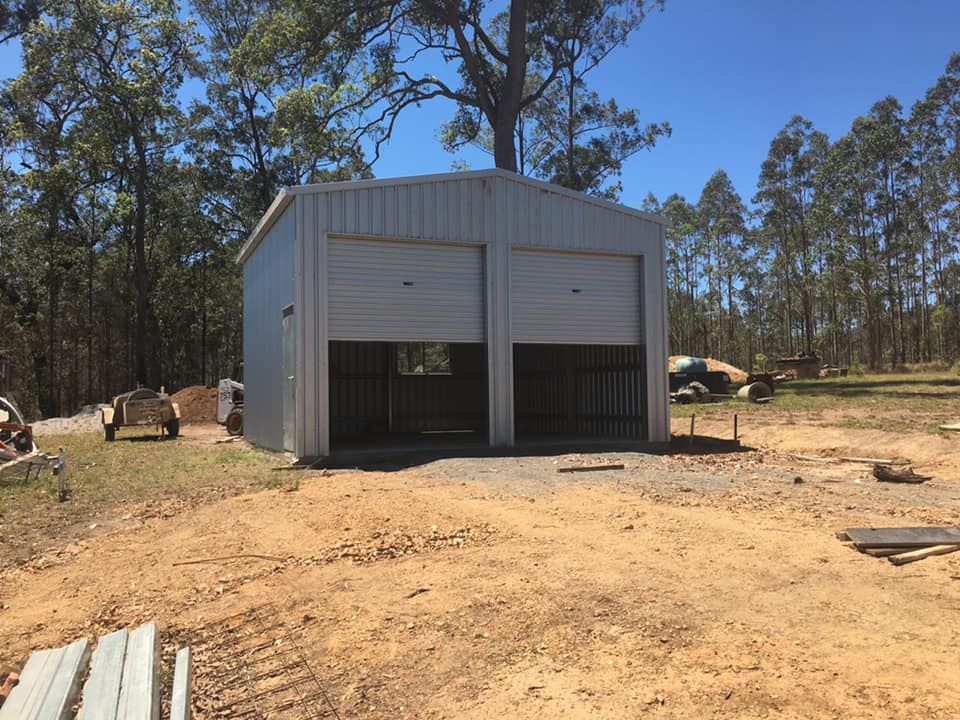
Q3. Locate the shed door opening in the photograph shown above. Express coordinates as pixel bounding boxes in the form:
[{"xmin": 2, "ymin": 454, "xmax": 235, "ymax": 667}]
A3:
[
  {"xmin": 511, "ymin": 250, "xmax": 645, "ymax": 442},
  {"xmin": 330, "ymin": 341, "xmax": 488, "ymax": 450},
  {"xmin": 326, "ymin": 238, "xmax": 487, "ymax": 452},
  {"xmin": 513, "ymin": 344, "xmax": 646, "ymax": 441}
]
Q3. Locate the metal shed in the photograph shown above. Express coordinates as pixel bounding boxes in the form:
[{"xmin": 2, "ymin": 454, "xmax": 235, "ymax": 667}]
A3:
[{"xmin": 238, "ymin": 169, "xmax": 669, "ymax": 459}]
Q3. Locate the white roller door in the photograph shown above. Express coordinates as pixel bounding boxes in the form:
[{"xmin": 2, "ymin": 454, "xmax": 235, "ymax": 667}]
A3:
[
  {"xmin": 328, "ymin": 239, "xmax": 485, "ymax": 342},
  {"xmin": 511, "ymin": 249, "xmax": 642, "ymax": 344}
]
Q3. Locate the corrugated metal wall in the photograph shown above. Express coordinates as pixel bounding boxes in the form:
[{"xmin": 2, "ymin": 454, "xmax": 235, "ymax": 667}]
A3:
[
  {"xmin": 329, "ymin": 341, "xmax": 487, "ymax": 437},
  {"xmin": 239, "ymin": 170, "xmax": 669, "ymax": 456},
  {"xmin": 293, "ymin": 172, "xmax": 667, "ymax": 457},
  {"xmin": 511, "ymin": 250, "xmax": 643, "ymax": 344},
  {"xmin": 327, "ymin": 239, "xmax": 485, "ymax": 342},
  {"xmin": 243, "ymin": 203, "xmax": 295, "ymax": 451},
  {"xmin": 514, "ymin": 344, "xmax": 646, "ymax": 439}
]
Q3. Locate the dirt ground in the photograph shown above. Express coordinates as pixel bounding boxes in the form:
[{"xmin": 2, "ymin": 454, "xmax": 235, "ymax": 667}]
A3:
[{"xmin": 2, "ymin": 420, "xmax": 959, "ymax": 718}]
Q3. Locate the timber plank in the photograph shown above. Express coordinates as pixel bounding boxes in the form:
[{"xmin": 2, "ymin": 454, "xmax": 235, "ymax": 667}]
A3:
[
  {"xmin": 556, "ymin": 464, "xmax": 625, "ymax": 473},
  {"xmin": 0, "ymin": 649, "xmax": 59, "ymax": 720},
  {"xmin": 116, "ymin": 622, "xmax": 160, "ymax": 720},
  {"xmin": 32, "ymin": 638, "xmax": 90, "ymax": 720},
  {"xmin": 888, "ymin": 544, "xmax": 960, "ymax": 566},
  {"xmin": 843, "ymin": 527, "xmax": 960, "ymax": 549},
  {"xmin": 77, "ymin": 629, "xmax": 129, "ymax": 720},
  {"xmin": 168, "ymin": 647, "xmax": 192, "ymax": 720},
  {"xmin": 858, "ymin": 547, "xmax": 914, "ymax": 557}
]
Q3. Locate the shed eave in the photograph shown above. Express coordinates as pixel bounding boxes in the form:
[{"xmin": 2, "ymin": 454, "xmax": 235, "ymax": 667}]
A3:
[{"xmin": 236, "ymin": 188, "xmax": 294, "ymax": 264}]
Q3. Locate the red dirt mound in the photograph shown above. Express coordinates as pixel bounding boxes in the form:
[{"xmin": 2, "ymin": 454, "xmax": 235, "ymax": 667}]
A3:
[{"xmin": 171, "ymin": 385, "xmax": 218, "ymax": 424}]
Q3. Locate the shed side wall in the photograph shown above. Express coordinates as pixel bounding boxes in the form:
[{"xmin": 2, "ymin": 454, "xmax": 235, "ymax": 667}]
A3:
[{"xmin": 243, "ymin": 202, "xmax": 295, "ymax": 451}]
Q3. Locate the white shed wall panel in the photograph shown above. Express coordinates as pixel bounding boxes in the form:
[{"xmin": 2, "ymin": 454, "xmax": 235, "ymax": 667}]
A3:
[
  {"xmin": 243, "ymin": 203, "xmax": 295, "ymax": 452},
  {"xmin": 511, "ymin": 250, "xmax": 643, "ymax": 345},
  {"xmin": 327, "ymin": 239, "xmax": 485, "ymax": 343}
]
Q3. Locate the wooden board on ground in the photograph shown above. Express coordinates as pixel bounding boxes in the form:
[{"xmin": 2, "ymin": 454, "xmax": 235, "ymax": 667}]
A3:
[
  {"xmin": 556, "ymin": 464, "xmax": 625, "ymax": 473},
  {"xmin": 0, "ymin": 638, "xmax": 90, "ymax": 720},
  {"xmin": 169, "ymin": 647, "xmax": 192, "ymax": 720},
  {"xmin": 858, "ymin": 547, "xmax": 916, "ymax": 557},
  {"xmin": 844, "ymin": 527, "xmax": 960, "ymax": 549},
  {"xmin": 840, "ymin": 456, "xmax": 909, "ymax": 465},
  {"xmin": 115, "ymin": 622, "xmax": 160, "ymax": 720},
  {"xmin": 77, "ymin": 629, "xmax": 128, "ymax": 720},
  {"xmin": 888, "ymin": 544, "xmax": 960, "ymax": 566}
]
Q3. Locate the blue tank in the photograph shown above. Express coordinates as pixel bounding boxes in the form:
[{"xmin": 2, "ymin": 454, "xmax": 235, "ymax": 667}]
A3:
[{"xmin": 675, "ymin": 356, "xmax": 708, "ymax": 373}]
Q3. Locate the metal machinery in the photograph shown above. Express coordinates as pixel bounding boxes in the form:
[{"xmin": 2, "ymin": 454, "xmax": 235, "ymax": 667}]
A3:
[
  {"xmin": 217, "ymin": 378, "xmax": 244, "ymax": 436},
  {"xmin": 0, "ymin": 395, "xmax": 36, "ymax": 460},
  {"xmin": 101, "ymin": 388, "xmax": 181, "ymax": 441}
]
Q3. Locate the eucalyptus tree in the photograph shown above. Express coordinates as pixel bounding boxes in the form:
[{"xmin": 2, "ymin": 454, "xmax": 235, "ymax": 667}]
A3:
[
  {"xmin": 4, "ymin": 12, "xmax": 94, "ymax": 413},
  {"xmin": 698, "ymin": 169, "xmax": 745, "ymax": 361},
  {"xmin": 754, "ymin": 116, "xmax": 829, "ymax": 352},
  {"xmin": 246, "ymin": 0, "xmax": 665, "ymax": 173},
  {"xmin": 39, "ymin": 0, "xmax": 200, "ymax": 387},
  {"xmin": 659, "ymin": 193, "xmax": 703, "ymax": 355},
  {"xmin": 0, "ymin": 0, "xmax": 39, "ymax": 43}
]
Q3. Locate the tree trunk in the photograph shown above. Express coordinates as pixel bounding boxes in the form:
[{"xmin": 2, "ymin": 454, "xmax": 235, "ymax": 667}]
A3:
[
  {"xmin": 132, "ymin": 131, "xmax": 151, "ymax": 387},
  {"xmin": 491, "ymin": 0, "xmax": 528, "ymax": 172}
]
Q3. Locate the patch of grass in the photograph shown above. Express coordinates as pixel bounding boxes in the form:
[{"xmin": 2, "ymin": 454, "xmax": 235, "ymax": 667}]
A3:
[
  {"xmin": 0, "ymin": 430, "xmax": 281, "ymax": 568},
  {"xmin": 671, "ymin": 371, "xmax": 960, "ymax": 432}
]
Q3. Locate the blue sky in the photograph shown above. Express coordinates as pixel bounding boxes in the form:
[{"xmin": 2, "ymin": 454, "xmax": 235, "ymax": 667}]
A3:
[{"xmin": 2, "ymin": 0, "xmax": 959, "ymax": 211}]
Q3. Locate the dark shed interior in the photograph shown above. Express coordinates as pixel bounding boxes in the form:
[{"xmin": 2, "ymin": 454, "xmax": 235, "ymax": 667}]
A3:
[
  {"xmin": 329, "ymin": 341, "xmax": 488, "ymax": 449},
  {"xmin": 513, "ymin": 344, "xmax": 647, "ymax": 441}
]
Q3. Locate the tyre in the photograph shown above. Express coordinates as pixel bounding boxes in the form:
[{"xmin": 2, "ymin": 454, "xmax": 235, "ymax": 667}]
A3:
[
  {"xmin": 225, "ymin": 409, "xmax": 243, "ymax": 436},
  {"xmin": 165, "ymin": 418, "xmax": 180, "ymax": 439},
  {"xmin": 104, "ymin": 423, "xmax": 116, "ymax": 442}
]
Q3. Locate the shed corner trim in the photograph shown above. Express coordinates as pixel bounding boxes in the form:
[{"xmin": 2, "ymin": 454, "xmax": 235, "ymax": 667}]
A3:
[{"xmin": 236, "ymin": 188, "xmax": 294, "ymax": 264}]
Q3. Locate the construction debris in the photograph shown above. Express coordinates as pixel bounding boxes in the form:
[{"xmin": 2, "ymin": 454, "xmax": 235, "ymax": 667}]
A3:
[
  {"xmin": 872, "ymin": 464, "xmax": 932, "ymax": 484},
  {"xmin": 838, "ymin": 527, "xmax": 960, "ymax": 566},
  {"xmin": 888, "ymin": 545, "xmax": 960, "ymax": 566},
  {"xmin": 671, "ymin": 380, "xmax": 717, "ymax": 404},
  {"xmin": 789, "ymin": 454, "xmax": 910, "ymax": 466},
  {"xmin": 0, "ymin": 622, "xmax": 189, "ymax": 720},
  {"xmin": 841, "ymin": 456, "xmax": 910, "ymax": 465}
]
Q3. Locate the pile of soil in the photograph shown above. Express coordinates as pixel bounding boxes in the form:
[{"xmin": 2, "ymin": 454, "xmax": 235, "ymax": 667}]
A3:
[
  {"xmin": 669, "ymin": 355, "xmax": 749, "ymax": 384},
  {"xmin": 170, "ymin": 385, "xmax": 218, "ymax": 424}
]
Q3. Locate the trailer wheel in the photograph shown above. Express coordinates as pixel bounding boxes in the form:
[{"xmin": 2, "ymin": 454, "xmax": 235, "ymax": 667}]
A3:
[
  {"xmin": 165, "ymin": 418, "xmax": 180, "ymax": 439},
  {"xmin": 104, "ymin": 423, "xmax": 116, "ymax": 442},
  {"xmin": 225, "ymin": 409, "xmax": 243, "ymax": 436}
]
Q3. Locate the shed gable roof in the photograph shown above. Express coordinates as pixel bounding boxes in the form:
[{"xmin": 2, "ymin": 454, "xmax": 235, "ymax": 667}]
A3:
[{"xmin": 238, "ymin": 168, "xmax": 664, "ymax": 264}]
